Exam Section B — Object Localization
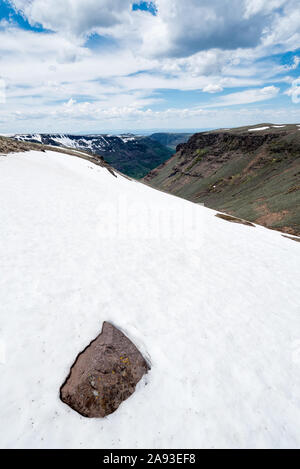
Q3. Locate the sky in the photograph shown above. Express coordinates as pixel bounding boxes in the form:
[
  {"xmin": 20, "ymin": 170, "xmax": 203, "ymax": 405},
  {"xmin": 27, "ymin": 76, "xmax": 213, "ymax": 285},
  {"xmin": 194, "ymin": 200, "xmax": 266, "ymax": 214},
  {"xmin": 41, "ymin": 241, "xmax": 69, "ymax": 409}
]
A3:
[{"xmin": 0, "ymin": 0, "xmax": 300, "ymax": 133}]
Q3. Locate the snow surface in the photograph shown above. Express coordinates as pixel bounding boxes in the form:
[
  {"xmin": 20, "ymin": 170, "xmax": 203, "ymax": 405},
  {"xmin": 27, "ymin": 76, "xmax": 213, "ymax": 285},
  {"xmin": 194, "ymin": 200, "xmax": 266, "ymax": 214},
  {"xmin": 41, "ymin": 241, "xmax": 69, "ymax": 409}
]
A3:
[
  {"xmin": 14, "ymin": 133, "xmax": 43, "ymax": 142},
  {"xmin": 51, "ymin": 135, "xmax": 79, "ymax": 148},
  {"xmin": 1, "ymin": 150, "xmax": 300, "ymax": 449},
  {"xmin": 248, "ymin": 127, "xmax": 270, "ymax": 132},
  {"xmin": 272, "ymin": 125, "xmax": 286, "ymax": 128},
  {"xmin": 119, "ymin": 135, "xmax": 138, "ymax": 143}
]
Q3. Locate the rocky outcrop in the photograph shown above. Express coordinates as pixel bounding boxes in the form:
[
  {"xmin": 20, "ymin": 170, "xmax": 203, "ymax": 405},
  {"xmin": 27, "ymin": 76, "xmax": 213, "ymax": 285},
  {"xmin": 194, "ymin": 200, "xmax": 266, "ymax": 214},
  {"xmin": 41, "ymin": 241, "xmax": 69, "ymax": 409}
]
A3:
[
  {"xmin": 60, "ymin": 322, "xmax": 150, "ymax": 418},
  {"xmin": 0, "ymin": 136, "xmax": 46, "ymax": 154},
  {"xmin": 215, "ymin": 213, "xmax": 255, "ymax": 227},
  {"xmin": 144, "ymin": 124, "xmax": 300, "ymax": 235}
]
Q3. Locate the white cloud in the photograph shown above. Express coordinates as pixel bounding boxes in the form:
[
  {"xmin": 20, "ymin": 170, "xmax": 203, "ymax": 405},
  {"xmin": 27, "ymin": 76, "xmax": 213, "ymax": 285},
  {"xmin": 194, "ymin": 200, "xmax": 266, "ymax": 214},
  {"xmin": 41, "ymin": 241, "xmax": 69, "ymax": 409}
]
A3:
[
  {"xmin": 138, "ymin": 0, "xmax": 300, "ymax": 58},
  {"xmin": 207, "ymin": 86, "xmax": 279, "ymax": 107},
  {"xmin": 244, "ymin": 0, "xmax": 286, "ymax": 18},
  {"xmin": 262, "ymin": 0, "xmax": 300, "ymax": 50},
  {"xmin": 10, "ymin": 0, "xmax": 300, "ymax": 58},
  {"xmin": 140, "ymin": 0, "xmax": 260, "ymax": 57},
  {"xmin": 2, "ymin": 98, "xmax": 300, "ymax": 134},
  {"xmin": 10, "ymin": 0, "xmax": 133, "ymax": 38},
  {"xmin": 1, "ymin": 0, "xmax": 300, "ymax": 132},
  {"xmin": 289, "ymin": 56, "xmax": 300, "ymax": 70},
  {"xmin": 202, "ymin": 84, "xmax": 224, "ymax": 93},
  {"xmin": 276, "ymin": 56, "xmax": 300, "ymax": 73},
  {"xmin": 285, "ymin": 78, "xmax": 300, "ymax": 103}
]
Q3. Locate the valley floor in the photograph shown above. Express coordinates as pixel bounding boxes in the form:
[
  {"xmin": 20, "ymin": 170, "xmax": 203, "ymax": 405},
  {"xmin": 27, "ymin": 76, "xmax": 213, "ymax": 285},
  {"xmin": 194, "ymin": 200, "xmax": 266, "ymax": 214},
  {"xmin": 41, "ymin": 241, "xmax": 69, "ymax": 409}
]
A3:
[{"xmin": 0, "ymin": 150, "xmax": 300, "ymax": 448}]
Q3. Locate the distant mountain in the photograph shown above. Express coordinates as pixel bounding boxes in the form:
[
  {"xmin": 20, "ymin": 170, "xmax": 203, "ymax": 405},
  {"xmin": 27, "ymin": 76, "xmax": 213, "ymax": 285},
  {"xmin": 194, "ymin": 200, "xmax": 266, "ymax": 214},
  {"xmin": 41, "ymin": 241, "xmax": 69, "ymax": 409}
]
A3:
[
  {"xmin": 149, "ymin": 133, "xmax": 192, "ymax": 150},
  {"xmin": 11, "ymin": 133, "xmax": 174, "ymax": 179},
  {"xmin": 144, "ymin": 123, "xmax": 300, "ymax": 235}
]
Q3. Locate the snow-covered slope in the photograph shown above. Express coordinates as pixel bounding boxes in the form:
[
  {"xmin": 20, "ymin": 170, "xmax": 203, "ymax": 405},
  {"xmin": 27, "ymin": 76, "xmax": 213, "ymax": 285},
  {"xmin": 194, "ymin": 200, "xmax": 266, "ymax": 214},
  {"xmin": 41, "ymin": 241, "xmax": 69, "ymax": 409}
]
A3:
[{"xmin": 0, "ymin": 150, "xmax": 300, "ymax": 449}]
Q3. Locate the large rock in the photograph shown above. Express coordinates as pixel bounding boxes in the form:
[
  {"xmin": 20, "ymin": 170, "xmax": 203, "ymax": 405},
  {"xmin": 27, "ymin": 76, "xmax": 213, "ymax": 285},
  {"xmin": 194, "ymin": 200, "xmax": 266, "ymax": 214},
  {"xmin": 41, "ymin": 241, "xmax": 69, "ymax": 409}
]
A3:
[{"xmin": 60, "ymin": 322, "xmax": 150, "ymax": 418}]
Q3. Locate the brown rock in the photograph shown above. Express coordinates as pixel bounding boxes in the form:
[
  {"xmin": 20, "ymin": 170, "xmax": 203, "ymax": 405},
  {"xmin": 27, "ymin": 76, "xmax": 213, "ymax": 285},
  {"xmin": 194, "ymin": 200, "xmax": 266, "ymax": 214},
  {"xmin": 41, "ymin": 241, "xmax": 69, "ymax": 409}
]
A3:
[
  {"xmin": 60, "ymin": 322, "xmax": 150, "ymax": 418},
  {"xmin": 215, "ymin": 213, "xmax": 255, "ymax": 227}
]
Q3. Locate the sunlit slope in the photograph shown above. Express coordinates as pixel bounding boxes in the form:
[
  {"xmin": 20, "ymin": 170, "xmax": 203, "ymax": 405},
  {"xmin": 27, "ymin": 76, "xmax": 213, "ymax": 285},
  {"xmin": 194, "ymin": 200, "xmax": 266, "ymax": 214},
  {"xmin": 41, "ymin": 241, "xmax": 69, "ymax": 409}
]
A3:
[
  {"xmin": 144, "ymin": 124, "xmax": 300, "ymax": 235},
  {"xmin": 0, "ymin": 149, "xmax": 300, "ymax": 449}
]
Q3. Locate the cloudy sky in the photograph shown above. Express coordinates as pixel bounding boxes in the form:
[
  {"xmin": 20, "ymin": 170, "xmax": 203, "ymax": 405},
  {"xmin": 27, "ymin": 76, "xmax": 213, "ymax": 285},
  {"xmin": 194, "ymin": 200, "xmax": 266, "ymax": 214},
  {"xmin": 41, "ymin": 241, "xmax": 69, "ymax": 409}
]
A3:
[{"xmin": 0, "ymin": 0, "xmax": 300, "ymax": 133}]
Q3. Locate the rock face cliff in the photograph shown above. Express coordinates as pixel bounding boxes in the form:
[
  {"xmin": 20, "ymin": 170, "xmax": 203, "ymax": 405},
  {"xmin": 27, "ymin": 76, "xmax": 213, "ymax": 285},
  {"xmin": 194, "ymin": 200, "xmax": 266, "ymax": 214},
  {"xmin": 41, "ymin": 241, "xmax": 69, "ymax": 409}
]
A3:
[{"xmin": 144, "ymin": 124, "xmax": 300, "ymax": 235}]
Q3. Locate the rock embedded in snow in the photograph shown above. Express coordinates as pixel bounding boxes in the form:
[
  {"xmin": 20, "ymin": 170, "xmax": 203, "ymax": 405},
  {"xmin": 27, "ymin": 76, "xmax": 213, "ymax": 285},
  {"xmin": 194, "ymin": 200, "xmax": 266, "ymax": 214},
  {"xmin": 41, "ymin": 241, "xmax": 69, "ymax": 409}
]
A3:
[
  {"xmin": 216, "ymin": 213, "xmax": 255, "ymax": 227},
  {"xmin": 60, "ymin": 322, "xmax": 150, "ymax": 418}
]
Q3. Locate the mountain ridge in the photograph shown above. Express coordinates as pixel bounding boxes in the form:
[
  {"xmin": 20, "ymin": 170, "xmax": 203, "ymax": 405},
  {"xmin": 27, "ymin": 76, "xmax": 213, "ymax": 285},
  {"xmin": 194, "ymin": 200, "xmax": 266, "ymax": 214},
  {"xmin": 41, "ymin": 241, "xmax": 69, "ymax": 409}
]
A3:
[
  {"xmin": 9, "ymin": 133, "xmax": 176, "ymax": 179},
  {"xmin": 144, "ymin": 124, "xmax": 300, "ymax": 235}
]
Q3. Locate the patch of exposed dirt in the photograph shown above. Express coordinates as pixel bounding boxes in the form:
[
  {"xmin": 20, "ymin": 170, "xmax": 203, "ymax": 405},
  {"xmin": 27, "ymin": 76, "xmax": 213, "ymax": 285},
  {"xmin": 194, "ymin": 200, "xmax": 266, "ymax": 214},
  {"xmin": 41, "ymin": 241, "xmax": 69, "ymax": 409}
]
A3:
[
  {"xmin": 0, "ymin": 136, "xmax": 44, "ymax": 154},
  {"xmin": 215, "ymin": 213, "xmax": 255, "ymax": 227},
  {"xmin": 242, "ymin": 146, "xmax": 269, "ymax": 174},
  {"xmin": 255, "ymin": 203, "xmax": 289, "ymax": 226},
  {"xmin": 286, "ymin": 185, "xmax": 300, "ymax": 194},
  {"xmin": 279, "ymin": 226, "xmax": 299, "ymax": 235}
]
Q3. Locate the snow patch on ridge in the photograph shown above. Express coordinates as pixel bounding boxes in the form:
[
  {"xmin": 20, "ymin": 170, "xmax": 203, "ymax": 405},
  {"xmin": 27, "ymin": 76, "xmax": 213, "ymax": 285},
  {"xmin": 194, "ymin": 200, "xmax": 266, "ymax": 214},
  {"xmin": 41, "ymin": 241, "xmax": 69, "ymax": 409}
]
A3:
[{"xmin": 248, "ymin": 126, "xmax": 270, "ymax": 131}]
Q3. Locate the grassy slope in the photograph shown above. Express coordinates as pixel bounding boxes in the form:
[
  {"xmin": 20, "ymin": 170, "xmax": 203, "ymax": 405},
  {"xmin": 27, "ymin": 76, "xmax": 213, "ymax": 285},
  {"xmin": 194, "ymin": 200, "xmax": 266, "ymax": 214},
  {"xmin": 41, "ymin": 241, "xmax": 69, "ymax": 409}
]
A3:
[
  {"xmin": 144, "ymin": 124, "xmax": 300, "ymax": 235},
  {"xmin": 102, "ymin": 137, "xmax": 174, "ymax": 179}
]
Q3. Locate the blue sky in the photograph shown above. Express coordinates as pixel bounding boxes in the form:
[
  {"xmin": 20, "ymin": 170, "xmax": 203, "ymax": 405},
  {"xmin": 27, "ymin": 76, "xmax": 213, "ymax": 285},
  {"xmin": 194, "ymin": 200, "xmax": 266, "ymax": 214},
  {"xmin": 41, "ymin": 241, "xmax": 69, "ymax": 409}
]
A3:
[{"xmin": 0, "ymin": 0, "xmax": 300, "ymax": 133}]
